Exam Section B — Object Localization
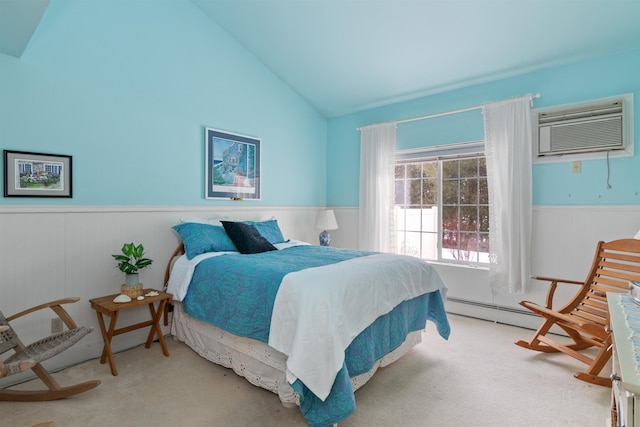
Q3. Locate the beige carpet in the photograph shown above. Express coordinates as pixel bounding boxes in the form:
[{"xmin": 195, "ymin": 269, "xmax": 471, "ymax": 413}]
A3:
[{"xmin": 1, "ymin": 314, "xmax": 611, "ymax": 427}]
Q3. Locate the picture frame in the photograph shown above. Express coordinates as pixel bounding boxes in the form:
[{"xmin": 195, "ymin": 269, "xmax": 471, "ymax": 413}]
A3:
[
  {"xmin": 205, "ymin": 128, "xmax": 261, "ymax": 200},
  {"xmin": 3, "ymin": 150, "xmax": 73, "ymax": 198}
]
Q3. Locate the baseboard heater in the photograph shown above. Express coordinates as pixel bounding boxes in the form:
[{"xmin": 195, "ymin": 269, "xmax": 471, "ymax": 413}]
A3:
[{"xmin": 446, "ymin": 297, "xmax": 537, "ymax": 317}]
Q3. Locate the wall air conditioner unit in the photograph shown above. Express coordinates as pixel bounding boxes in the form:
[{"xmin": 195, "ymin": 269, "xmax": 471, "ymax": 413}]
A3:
[{"xmin": 535, "ymin": 95, "xmax": 632, "ymax": 159}]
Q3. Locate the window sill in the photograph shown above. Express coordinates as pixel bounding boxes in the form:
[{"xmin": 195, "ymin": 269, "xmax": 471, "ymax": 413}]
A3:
[{"xmin": 426, "ymin": 260, "xmax": 489, "ymax": 271}]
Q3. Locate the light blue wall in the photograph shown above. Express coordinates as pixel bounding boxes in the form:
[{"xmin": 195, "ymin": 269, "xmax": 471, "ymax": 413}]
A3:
[
  {"xmin": 0, "ymin": 0, "xmax": 327, "ymax": 206},
  {"xmin": 2, "ymin": 1, "xmax": 638, "ymax": 209},
  {"xmin": 327, "ymin": 49, "xmax": 640, "ymax": 207}
]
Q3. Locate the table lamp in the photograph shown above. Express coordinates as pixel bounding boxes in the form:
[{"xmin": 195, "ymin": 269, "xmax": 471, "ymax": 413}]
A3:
[{"xmin": 315, "ymin": 209, "xmax": 338, "ymax": 246}]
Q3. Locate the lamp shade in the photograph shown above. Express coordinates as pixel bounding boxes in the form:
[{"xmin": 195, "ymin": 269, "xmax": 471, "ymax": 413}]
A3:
[{"xmin": 315, "ymin": 209, "xmax": 338, "ymax": 231}]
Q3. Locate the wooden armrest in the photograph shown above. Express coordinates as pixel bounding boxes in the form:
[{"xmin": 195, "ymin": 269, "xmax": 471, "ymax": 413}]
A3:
[
  {"xmin": 530, "ymin": 276, "xmax": 584, "ymax": 310},
  {"xmin": 6, "ymin": 297, "xmax": 81, "ymax": 329},
  {"xmin": 531, "ymin": 275, "xmax": 584, "ymax": 285}
]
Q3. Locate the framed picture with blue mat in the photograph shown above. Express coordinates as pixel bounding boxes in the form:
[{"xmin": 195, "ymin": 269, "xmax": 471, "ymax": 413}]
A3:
[{"xmin": 205, "ymin": 128, "xmax": 261, "ymax": 200}]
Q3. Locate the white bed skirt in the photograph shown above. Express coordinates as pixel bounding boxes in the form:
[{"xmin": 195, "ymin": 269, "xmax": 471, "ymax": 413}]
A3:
[{"xmin": 170, "ymin": 301, "xmax": 423, "ymax": 406}]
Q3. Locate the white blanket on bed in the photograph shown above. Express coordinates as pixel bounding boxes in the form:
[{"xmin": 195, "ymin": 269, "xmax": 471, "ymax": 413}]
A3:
[{"xmin": 268, "ymin": 253, "xmax": 446, "ymax": 402}]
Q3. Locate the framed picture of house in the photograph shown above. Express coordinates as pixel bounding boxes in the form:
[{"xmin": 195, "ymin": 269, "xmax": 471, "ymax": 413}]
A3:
[
  {"xmin": 205, "ymin": 128, "xmax": 261, "ymax": 200},
  {"xmin": 3, "ymin": 150, "xmax": 73, "ymax": 198}
]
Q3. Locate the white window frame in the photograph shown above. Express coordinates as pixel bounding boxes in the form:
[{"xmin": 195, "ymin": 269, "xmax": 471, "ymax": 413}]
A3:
[{"xmin": 395, "ymin": 141, "xmax": 488, "ymax": 266}]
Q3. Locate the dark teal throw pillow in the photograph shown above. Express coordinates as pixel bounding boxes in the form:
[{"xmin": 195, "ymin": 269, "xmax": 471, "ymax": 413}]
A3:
[{"xmin": 221, "ymin": 221, "xmax": 277, "ymax": 254}]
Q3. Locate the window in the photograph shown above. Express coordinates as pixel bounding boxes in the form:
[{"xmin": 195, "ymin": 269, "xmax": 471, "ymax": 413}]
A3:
[{"xmin": 394, "ymin": 152, "xmax": 489, "ymax": 265}]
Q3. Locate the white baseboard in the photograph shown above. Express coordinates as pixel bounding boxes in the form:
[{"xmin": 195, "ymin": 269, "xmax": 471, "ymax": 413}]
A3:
[{"xmin": 445, "ymin": 297, "xmax": 541, "ymax": 330}]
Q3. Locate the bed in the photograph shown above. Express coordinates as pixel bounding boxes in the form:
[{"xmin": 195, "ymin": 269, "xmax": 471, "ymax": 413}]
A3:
[{"xmin": 164, "ymin": 219, "xmax": 450, "ymax": 426}]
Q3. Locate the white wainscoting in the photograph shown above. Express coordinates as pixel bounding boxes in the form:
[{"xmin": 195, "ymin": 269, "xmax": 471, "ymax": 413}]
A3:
[
  {"xmin": 1, "ymin": 204, "xmax": 638, "ymax": 386},
  {"xmin": 0, "ymin": 205, "xmax": 322, "ymax": 387}
]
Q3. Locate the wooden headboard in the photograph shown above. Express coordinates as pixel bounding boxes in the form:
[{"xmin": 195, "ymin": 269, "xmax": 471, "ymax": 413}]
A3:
[
  {"xmin": 163, "ymin": 243, "xmax": 185, "ymax": 289},
  {"xmin": 163, "ymin": 243, "xmax": 184, "ymax": 326}
]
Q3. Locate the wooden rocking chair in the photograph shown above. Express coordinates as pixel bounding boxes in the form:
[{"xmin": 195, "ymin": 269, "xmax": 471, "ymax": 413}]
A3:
[
  {"xmin": 516, "ymin": 238, "xmax": 640, "ymax": 387},
  {"xmin": 0, "ymin": 297, "xmax": 101, "ymax": 401}
]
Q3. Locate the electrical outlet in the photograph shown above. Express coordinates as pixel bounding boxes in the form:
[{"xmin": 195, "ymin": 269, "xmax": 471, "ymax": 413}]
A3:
[
  {"xmin": 51, "ymin": 318, "xmax": 63, "ymax": 334},
  {"xmin": 572, "ymin": 161, "xmax": 581, "ymax": 173}
]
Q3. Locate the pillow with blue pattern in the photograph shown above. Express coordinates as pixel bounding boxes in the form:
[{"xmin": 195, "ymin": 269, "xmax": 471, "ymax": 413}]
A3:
[
  {"xmin": 172, "ymin": 222, "xmax": 237, "ymax": 259},
  {"xmin": 242, "ymin": 219, "xmax": 287, "ymax": 244}
]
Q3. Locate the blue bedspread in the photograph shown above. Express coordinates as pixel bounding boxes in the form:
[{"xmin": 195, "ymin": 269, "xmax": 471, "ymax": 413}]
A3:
[
  {"xmin": 182, "ymin": 245, "xmax": 450, "ymax": 426},
  {"xmin": 183, "ymin": 246, "xmax": 373, "ymax": 342}
]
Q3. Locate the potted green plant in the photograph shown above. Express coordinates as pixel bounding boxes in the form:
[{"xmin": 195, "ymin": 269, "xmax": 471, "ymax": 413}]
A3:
[{"xmin": 112, "ymin": 242, "xmax": 153, "ymax": 287}]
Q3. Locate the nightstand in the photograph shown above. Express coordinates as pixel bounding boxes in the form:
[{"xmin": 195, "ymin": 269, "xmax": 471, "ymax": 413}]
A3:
[{"xmin": 89, "ymin": 289, "xmax": 173, "ymax": 376}]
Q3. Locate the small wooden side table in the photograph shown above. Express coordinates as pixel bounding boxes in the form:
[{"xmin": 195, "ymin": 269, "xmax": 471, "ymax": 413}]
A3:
[{"xmin": 89, "ymin": 289, "xmax": 173, "ymax": 376}]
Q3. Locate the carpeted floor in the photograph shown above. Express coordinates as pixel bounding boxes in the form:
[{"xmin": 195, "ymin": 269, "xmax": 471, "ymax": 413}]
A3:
[{"xmin": 1, "ymin": 314, "xmax": 611, "ymax": 427}]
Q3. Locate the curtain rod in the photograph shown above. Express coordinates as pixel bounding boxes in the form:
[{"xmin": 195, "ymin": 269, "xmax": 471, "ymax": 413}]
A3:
[
  {"xmin": 396, "ymin": 104, "xmax": 480, "ymax": 125},
  {"xmin": 358, "ymin": 93, "xmax": 541, "ymax": 130}
]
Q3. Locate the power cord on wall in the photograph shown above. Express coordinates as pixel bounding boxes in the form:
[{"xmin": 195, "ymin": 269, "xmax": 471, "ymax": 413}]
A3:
[{"xmin": 606, "ymin": 150, "xmax": 612, "ymax": 189}]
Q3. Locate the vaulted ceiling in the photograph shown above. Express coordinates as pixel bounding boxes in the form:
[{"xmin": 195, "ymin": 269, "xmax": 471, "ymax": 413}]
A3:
[
  {"xmin": 2, "ymin": 0, "xmax": 640, "ymax": 117},
  {"xmin": 192, "ymin": 0, "xmax": 640, "ymax": 117},
  {"xmin": 0, "ymin": 0, "xmax": 49, "ymax": 58}
]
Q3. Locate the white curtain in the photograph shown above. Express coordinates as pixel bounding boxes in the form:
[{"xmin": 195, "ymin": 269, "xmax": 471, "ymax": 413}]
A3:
[
  {"xmin": 359, "ymin": 123, "xmax": 397, "ymax": 252},
  {"xmin": 482, "ymin": 96, "xmax": 533, "ymax": 293}
]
